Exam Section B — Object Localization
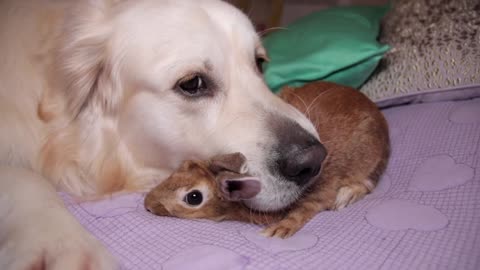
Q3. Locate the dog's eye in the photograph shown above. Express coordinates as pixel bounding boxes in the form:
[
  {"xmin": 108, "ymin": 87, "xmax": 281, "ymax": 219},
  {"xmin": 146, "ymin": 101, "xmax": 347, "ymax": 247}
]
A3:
[
  {"xmin": 178, "ymin": 75, "xmax": 206, "ymax": 97},
  {"xmin": 184, "ymin": 190, "xmax": 203, "ymax": 206},
  {"xmin": 255, "ymin": 57, "xmax": 266, "ymax": 73}
]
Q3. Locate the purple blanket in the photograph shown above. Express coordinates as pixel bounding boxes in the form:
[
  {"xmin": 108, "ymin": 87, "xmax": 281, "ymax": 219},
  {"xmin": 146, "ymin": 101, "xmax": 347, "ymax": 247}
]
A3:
[{"xmin": 64, "ymin": 98, "xmax": 480, "ymax": 270}]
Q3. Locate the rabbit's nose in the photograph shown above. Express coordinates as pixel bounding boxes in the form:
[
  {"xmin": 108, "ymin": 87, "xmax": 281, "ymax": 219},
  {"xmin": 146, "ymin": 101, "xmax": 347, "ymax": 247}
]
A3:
[{"xmin": 144, "ymin": 192, "xmax": 170, "ymax": 216}]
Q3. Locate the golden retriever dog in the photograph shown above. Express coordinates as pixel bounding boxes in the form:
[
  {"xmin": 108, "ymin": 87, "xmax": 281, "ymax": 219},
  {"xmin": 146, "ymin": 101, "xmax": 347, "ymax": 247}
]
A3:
[{"xmin": 0, "ymin": 0, "xmax": 328, "ymax": 268}]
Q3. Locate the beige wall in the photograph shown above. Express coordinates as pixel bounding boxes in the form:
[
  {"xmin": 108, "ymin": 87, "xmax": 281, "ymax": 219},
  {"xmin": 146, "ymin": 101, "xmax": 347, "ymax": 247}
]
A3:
[
  {"xmin": 282, "ymin": 0, "xmax": 388, "ymax": 25},
  {"xmin": 227, "ymin": 0, "xmax": 388, "ymax": 30}
]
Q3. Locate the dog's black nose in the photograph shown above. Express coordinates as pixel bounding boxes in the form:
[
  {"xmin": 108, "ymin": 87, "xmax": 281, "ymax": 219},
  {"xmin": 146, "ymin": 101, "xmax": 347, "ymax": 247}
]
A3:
[
  {"xmin": 278, "ymin": 142, "xmax": 326, "ymax": 186},
  {"xmin": 267, "ymin": 115, "xmax": 327, "ymax": 186}
]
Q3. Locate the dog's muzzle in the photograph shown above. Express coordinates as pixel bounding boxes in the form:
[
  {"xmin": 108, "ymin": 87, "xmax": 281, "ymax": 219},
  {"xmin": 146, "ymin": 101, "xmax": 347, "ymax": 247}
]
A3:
[
  {"xmin": 277, "ymin": 142, "xmax": 326, "ymax": 186},
  {"xmin": 269, "ymin": 117, "xmax": 327, "ymax": 187}
]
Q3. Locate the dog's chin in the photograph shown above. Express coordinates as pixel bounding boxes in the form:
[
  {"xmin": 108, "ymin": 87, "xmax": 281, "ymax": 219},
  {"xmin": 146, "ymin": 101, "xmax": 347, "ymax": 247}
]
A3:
[
  {"xmin": 243, "ymin": 193, "xmax": 296, "ymax": 212},
  {"xmin": 242, "ymin": 177, "xmax": 301, "ymax": 212}
]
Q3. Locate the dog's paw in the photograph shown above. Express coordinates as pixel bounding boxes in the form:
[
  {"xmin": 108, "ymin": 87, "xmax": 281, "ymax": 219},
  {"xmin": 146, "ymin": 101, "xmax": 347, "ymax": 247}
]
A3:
[
  {"xmin": 261, "ymin": 219, "xmax": 302, "ymax": 239},
  {"xmin": 1, "ymin": 220, "xmax": 116, "ymax": 270},
  {"xmin": 4, "ymin": 237, "xmax": 116, "ymax": 270},
  {"xmin": 26, "ymin": 246, "xmax": 115, "ymax": 270}
]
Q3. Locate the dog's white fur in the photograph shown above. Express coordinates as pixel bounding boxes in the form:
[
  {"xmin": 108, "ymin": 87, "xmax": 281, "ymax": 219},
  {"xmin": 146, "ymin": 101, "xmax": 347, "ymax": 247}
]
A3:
[{"xmin": 0, "ymin": 0, "xmax": 318, "ymax": 268}]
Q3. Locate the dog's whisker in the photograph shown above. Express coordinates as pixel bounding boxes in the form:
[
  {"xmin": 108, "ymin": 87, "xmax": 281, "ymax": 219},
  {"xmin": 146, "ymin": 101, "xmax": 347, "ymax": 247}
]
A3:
[
  {"xmin": 257, "ymin": 27, "xmax": 288, "ymax": 37},
  {"xmin": 201, "ymin": 113, "xmax": 249, "ymax": 143},
  {"xmin": 288, "ymin": 91, "xmax": 312, "ymax": 119}
]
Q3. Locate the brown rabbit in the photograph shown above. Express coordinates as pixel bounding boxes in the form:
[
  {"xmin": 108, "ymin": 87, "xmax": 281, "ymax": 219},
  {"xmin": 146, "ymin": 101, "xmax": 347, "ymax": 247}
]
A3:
[
  {"xmin": 145, "ymin": 81, "xmax": 389, "ymax": 238},
  {"xmin": 144, "ymin": 153, "xmax": 284, "ymax": 225},
  {"xmin": 262, "ymin": 81, "xmax": 390, "ymax": 238}
]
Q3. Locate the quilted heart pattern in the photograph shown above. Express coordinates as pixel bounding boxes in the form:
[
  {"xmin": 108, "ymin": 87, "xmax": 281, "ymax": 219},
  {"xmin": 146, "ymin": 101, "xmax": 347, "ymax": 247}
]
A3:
[
  {"xmin": 63, "ymin": 97, "xmax": 480, "ymax": 270},
  {"xmin": 366, "ymin": 199, "xmax": 448, "ymax": 231},
  {"xmin": 163, "ymin": 245, "xmax": 248, "ymax": 270},
  {"xmin": 449, "ymin": 102, "xmax": 480, "ymax": 124},
  {"xmin": 408, "ymin": 155, "xmax": 474, "ymax": 191},
  {"xmin": 240, "ymin": 230, "xmax": 318, "ymax": 254}
]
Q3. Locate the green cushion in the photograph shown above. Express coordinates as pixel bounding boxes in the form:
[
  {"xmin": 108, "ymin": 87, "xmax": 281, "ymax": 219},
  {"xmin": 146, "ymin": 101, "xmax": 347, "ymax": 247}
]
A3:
[{"xmin": 263, "ymin": 5, "xmax": 390, "ymax": 92}]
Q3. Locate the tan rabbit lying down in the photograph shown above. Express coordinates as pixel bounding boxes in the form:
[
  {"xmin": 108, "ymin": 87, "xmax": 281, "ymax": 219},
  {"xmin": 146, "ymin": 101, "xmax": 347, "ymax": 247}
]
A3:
[
  {"xmin": 144, "ymin": 152, "xmax": 283, "ymax": 225},
  {"xmin": 145, "ymin": 81, "xmax": 390, "ymax": 238}
]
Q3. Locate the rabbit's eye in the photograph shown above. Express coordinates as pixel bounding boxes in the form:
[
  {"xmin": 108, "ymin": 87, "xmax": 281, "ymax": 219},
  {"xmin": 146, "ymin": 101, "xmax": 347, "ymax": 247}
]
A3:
[{"xmin": 184, "ymin": 190, "xmax": 203, "ymax": 206}]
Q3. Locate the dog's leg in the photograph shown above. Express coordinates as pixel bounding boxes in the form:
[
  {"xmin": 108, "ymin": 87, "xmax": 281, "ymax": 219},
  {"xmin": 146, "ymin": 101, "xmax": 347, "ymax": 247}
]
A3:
[{"xmin": 0, "ymin": 166, "xmax": 116, "ymax": 270}]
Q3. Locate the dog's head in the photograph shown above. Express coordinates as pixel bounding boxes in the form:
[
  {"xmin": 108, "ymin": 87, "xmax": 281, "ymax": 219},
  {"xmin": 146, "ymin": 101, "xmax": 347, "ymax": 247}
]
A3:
[{"xmin": 51, "ymin": 0, "xmax": 326, "ymax": 211}]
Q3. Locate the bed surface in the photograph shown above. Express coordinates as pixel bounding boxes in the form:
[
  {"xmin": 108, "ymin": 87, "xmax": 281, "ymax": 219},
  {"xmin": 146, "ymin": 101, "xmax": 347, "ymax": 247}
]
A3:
[{"xmin": 64, "ymin": 97, "xmax": 480, "ymax": 270}]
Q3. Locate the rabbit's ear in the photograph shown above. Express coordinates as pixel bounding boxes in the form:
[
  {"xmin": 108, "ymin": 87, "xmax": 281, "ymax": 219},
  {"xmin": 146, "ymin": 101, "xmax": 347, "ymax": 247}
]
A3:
[
  {"xmin": 209, "ymin": 152, "xmax": 248, "ymax": 175},
  {"xmin": 219, "ymin": 176, "xmax": 261, "ymax": 201}
]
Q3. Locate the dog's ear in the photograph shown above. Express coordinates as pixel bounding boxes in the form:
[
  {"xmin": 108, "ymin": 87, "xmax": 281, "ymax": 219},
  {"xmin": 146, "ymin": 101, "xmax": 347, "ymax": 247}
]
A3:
[{"xmin": 57, "ymin": 0, "xmax": 122, "ymax": 118}]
